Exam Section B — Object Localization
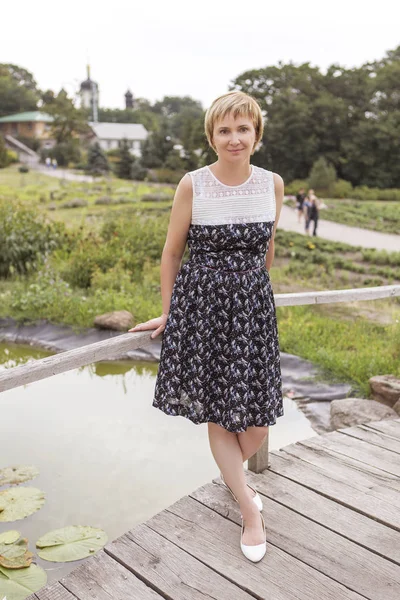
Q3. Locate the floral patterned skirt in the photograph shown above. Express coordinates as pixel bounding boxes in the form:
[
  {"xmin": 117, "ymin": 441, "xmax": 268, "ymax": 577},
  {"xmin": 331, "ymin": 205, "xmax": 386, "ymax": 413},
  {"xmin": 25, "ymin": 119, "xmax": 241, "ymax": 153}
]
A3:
[{"xmin": 152, "ymin": 260, "xmax": 283, "ymax": 433}]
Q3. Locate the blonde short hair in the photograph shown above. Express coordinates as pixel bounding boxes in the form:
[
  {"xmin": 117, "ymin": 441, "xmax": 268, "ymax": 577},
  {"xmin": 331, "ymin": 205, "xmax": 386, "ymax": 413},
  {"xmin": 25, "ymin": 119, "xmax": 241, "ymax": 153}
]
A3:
[{"xmin": 205, "ymin": 91, "xmax": 264, "ymax": 153}]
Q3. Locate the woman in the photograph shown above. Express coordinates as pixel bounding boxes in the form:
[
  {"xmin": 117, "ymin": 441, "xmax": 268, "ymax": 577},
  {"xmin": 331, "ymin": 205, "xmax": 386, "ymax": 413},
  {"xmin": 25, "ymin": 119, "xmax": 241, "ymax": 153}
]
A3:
[
  {"xmin": 129, "ymin": 91, "xmax": 284, "ymax": 562},
  {"xmin": 305, "ymin": 189, "xmax": 320, "ymax": 236}
]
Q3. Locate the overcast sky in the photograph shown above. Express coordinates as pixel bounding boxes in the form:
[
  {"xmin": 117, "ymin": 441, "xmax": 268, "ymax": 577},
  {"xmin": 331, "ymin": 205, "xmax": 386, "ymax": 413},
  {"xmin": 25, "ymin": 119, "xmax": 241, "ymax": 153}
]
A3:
[{"xmin": 2, "ymin": 0, "xmax": 400, "ymax": 110}]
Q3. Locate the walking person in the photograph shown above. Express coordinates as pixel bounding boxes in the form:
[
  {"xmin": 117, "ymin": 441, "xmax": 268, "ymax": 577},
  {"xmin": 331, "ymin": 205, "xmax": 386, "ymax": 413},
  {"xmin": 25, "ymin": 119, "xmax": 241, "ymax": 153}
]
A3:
[
  {"xmin": 305, "ymin": 189, "xmax": 320, "ymax": 236},
  {"xmin": 295, "ymin": 188, "xmax": 306, "ymax": 222},
  {"xmin": 303, "ymin": 191, "xmax": 312, "ymax": 235},
  {"xmin": 129, "ymin": 91, "xmax": 284, "ymax": 563}
]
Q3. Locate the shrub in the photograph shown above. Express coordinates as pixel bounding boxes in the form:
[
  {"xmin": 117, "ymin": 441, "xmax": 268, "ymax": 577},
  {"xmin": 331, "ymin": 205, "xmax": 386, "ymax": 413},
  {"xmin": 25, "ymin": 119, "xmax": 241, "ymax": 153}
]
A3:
[
  {"xmin": 60, "ymin": 198, "xmax": 88, "ymax": 208},
  {"xmin": 0, "ymin": 199, "xmax": 65, "ymax": 277},
  {"xmin": 94, "ymin": 196, "xmax": 113, "ymax": 205},
  {"xmin": 308, "ymin": 157, "xmax": 337, "ymax": 196},
  {"xmin": 19, "ymin": 165, "xmax": 29, "ymax": 173},
  {"xmin": 141, "ymin": 193, "xmax": 173, "ymax": 202},
  {"xmin": 151, "ymin": 168, "xmax": 184, "ymax": 184},
  {"xmin": 86, "ymin": 142, "xmax": 110, "ymax": 175},
  {"xmin": 332, "ymin": 179, "xmax": 353, "ymax": 199},
  {"xmin": 61, "ymin": 238, "xmax": 119, "ymax": 288},
  {"xmin": 284, "ymin": 179, "xmax": 309, "ymax": 196}
]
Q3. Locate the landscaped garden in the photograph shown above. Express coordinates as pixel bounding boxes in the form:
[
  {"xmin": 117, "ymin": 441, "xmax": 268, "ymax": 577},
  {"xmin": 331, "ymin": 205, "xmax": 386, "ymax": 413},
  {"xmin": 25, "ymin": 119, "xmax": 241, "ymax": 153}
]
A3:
[{"xmin": 1, "ymin": 166, "xmax": 399, "ymax": 397}]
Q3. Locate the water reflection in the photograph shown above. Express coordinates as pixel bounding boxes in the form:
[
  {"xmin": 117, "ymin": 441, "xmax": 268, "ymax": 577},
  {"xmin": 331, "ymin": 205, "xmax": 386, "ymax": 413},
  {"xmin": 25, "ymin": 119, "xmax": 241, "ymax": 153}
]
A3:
[{"xmin": 0, "ymin": 342, "xmax": 315, "ymax": 585}]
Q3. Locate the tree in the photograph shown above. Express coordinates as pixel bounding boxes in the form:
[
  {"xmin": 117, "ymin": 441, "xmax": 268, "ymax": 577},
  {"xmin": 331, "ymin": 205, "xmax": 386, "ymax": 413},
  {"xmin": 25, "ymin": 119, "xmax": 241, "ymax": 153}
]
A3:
[
  {"xmin": 87, "ymin": 142, "xmax": 110, "ymax": 175},
  {"xmin": 0, "ymin": 64, "xmax": 40, "ymax": 117},
  {"xmin": 141, "ymin": 121, "xmax": 175, "ymax": 168},
  {"xmin": 115, "ymin": 139, "xmax": 134, "ymax": 179},
  {"xmin": 308, "ymin": 157, "xmax": 337, "ymax": 196},
  {"xmin": 43, "ymin": 89, "xmax": 90, "ymax": 144}
]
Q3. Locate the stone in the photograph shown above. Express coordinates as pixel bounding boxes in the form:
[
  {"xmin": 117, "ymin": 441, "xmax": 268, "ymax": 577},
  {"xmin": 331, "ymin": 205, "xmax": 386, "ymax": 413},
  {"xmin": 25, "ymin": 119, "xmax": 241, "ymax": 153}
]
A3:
[
  {"xmin": 393, "ymin": 398, "xmax": 400, "ymax": 416},
  {"xmin": 330, "ymin": 398, "xmax": 398, "ymax": 430},
  {"xmin": 94, "ymin": 310, "xmax": 134, "ymax": 331},
  {"xmin": 369, "ymin": 375, "xmax": 400, "ymax": 408}
]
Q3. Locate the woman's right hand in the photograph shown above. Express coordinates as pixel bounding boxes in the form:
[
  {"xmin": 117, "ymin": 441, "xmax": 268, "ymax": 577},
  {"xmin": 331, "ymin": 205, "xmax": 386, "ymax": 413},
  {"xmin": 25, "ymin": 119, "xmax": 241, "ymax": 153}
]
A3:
[{"xmin": 128, "ymin": 314, "xmax": 168, "ymax": 339}]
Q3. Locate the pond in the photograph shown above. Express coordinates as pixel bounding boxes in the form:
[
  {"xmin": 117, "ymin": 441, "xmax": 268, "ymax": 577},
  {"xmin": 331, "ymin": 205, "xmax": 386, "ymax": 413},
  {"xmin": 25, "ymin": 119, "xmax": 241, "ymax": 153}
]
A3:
[{"xmin": 0, "ymin": 342, "xmax": 315, "ymax": 585}]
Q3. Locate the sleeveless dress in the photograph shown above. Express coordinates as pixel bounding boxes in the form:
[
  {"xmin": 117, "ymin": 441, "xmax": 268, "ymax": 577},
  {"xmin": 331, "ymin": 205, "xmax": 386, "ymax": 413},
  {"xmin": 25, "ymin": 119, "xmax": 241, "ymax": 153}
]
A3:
[{"xmin": 152, "ymin": 165, "xmax": 283, "ymax": 433}]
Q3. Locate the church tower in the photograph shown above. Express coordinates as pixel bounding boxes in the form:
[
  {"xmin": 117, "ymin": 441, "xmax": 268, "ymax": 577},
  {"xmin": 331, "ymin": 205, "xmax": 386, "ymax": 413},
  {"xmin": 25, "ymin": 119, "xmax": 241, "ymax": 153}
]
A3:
[
  {"xmin": 79, "ymin": 65, "xmax": 99, "ymax": 122},
  {"xmin": 125, "ymin": 89, "xmax": 134, "ymax": 110}
]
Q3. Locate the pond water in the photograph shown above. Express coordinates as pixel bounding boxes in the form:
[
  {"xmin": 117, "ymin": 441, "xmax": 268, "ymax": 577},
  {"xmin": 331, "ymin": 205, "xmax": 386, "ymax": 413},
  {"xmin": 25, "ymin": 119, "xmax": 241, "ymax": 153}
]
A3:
[{"xmin": 0, "ymin": 342, "xmax": 315, "ymax": 584}]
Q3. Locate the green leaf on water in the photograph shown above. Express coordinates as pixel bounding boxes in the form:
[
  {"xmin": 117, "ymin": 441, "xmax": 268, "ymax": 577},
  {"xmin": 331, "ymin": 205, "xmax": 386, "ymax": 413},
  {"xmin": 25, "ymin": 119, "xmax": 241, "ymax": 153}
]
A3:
[
  {"xmin": 0, "ymin": 536, "xmax": 34, "ymax": 569},
  {"xmin": 0, "ymin": 466, "xmax": 39, "ymax": 486},
  {"xmin": 0, "ymin": 488, "xmax": 45, "ymax": 522},
  {"xmin": 0, "ymin": 531, "xmax": 20, "ymax": 544},
  {"xmin": 0, "ymin": 563, "xmax": 47, "ymax": 600},
  {"xmin": 36, "ymin": 525, "xmax": 108, "ymax": 562}
]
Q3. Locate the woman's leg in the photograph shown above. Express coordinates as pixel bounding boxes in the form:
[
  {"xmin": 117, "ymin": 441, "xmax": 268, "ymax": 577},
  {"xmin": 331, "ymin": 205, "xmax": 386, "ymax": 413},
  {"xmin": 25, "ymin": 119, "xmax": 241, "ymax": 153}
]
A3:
[
  {"xmin": 313, "ymin": 217, "xmax": 318, "ymax": 236},
  {"xmin": 237, "ymin": 426, "xmax": 268, "ymax": 462},
  {"xmin": 208, "ymin": 423, "xmax": 265, "ymax": 546}
]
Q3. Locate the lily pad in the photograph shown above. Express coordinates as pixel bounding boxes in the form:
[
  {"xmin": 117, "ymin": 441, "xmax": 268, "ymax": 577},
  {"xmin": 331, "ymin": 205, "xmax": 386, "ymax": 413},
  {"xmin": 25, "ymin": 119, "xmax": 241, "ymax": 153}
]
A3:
[
  {"xmin": 0, "ymin": 563, "xmax": 47, "ymax": 600},
  {"xmin": 0, "ymin": 536, "xmax": 33, "ymax": 569},
  {"xmin": 0, "ymin": 531, "xmax": 20, "ymax": 544},
  {"xmin": 36, "ymin": 525, "xmax": 108, "ymax": 562},
  {"xmin": 0, "ymin": 466, "xmax": 39, "ymax": 486},
  {"xmin": 0, "ymin": 488, "xmax": 45, "ymax": 522}
]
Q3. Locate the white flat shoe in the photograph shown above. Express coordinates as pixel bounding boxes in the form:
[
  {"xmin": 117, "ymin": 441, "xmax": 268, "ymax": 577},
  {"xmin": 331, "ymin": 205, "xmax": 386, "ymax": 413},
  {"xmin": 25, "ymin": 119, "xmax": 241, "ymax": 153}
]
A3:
[
  {"xmin": 240, "ymin": 513, "xmax": 267, "ymax": 563},
  {"xmin": 220, "ymin": 472, "xmax": 263, "ymax": 511}
]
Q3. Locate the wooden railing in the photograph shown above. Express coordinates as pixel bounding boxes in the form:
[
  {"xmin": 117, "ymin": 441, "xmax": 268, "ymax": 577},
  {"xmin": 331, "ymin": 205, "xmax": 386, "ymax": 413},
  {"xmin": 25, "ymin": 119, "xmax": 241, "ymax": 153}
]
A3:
[{"xmin": 1, "ymin": 284, "xmax": 399, "ymax": 473}]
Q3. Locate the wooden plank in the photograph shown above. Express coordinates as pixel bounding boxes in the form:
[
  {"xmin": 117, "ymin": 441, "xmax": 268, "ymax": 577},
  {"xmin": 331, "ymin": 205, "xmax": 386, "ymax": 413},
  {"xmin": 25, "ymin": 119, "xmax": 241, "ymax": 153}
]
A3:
[
  {"xmin": 106, "ymin": 522, "xmax": 254, "ymax": 600},
  {"xmin": 233, "ymin": 469, "xmax": 399, "ymax": 563},
  {"xmin": 364, "ymin": 419, "xmax": 400, "ymax": 440},
  {"xmin": 59, "ymin": 549, "xmax": 163, "ymax": 600},
  {"xmin": 32, "ymin": 581, "xmax": 77, "ymax": 599},
  {"xmin": 0, "ymin": 330, "xmax": 153, "ymax": 393},
  {"xmin": 299, "ymin": 430, "xmax": 400, "ymax": 477},
  {"xmin": 190, "ymin": 483, "xmax": 400, "ymax": 600},
  {"xmin": 269, "ymin": 450, "xmax": 400, "ymax": 529},
  {"xmin": 274, "ymin": 284, "xmax": 400, "ymax": 307},
  {"xmin": 147, "ymin": 496, "xmax": 366, "ymax": 600},
  {"xmin": 248, "ymin": 429, "xmax": 269, "ymax": 473},
  {"xmin": 337, "ymin": 424, "xmax": 400, "ymax": 454}
]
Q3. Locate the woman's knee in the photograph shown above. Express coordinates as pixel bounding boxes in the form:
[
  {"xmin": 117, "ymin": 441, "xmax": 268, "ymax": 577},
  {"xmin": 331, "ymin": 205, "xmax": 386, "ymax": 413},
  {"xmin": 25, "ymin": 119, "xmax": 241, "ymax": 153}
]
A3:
[{"xmin": 250, "ymin": 426, "xmax": 268, "ymax": 444}]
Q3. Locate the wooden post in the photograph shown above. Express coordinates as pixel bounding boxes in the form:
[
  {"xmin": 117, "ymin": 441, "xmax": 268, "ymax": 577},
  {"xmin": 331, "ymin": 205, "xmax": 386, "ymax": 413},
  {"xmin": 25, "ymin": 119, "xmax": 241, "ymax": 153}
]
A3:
[{"xmin": 248, "ymin": 428, "xmax": 269, "ymax": 473}]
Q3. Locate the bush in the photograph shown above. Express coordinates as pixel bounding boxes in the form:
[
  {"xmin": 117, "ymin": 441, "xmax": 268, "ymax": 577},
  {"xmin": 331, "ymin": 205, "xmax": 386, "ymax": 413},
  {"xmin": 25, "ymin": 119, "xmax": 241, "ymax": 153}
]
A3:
[
  {"xmin": 332, "ymin": 179, "xmax": 353, "ymax": 199},
  {"xmin": 60, "ymin": 198, "xmax": 88, "ymax": 208},
  {"xmin": 130, "ymin": 161, "xmax": 148, "ymax": 181},
  {"xmin": 284, "ymin": 179, "xmax": 309, "ymax": 196},
  {"xmin": 150, "ymin": 168, "xmax": 184, "ymax": 184},
  {"xmin": 86, "ymin": 142, "xmax": 110, "ymax": 175},
  {"xmin": 94, "ymin": 196, "xmax": 113, "ymax": 205},
  {"xmin": 19, "ymin": 165, "xmax": 29, "ymax": 173},
  {"xmin": 141, "ymin": 193, "xmax": 173, "ymax": 202},
  {"xmin": 0, "ymin": 199, "xmax": 65, "ymax": 277},
  {"xmin": 308, "ymin": 157, "xmax": 337, "ymax": 196}
]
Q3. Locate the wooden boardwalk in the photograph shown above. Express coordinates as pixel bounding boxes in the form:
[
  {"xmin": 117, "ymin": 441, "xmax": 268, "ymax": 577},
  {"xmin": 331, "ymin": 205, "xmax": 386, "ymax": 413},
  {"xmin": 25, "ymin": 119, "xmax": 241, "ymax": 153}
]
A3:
[{"xmin": 28, "ymin": 418, "xmax": 400, "ymax": 600}]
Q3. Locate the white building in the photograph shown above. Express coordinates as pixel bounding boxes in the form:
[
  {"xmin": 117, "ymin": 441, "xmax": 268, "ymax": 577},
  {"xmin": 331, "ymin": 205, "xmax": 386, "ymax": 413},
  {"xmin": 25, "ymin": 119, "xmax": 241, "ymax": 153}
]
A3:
[{"xmin": 89, "ymin": 122, "xmax": 148, "ymax": 157}]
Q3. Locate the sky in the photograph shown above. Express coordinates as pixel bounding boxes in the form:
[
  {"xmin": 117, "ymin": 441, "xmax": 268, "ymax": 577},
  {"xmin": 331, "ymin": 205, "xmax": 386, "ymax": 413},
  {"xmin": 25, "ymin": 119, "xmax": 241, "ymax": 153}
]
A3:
[{"xmin": 2, "ymin": 0, "xmax": 400, "ymax": 110}]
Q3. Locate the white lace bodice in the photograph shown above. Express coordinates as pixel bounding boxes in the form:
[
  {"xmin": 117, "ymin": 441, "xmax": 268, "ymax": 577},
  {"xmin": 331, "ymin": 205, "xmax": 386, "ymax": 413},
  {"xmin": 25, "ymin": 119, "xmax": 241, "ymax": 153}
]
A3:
[{"xmin": 188, "ymin": 165, "xmax": 276, "ymax": 226}]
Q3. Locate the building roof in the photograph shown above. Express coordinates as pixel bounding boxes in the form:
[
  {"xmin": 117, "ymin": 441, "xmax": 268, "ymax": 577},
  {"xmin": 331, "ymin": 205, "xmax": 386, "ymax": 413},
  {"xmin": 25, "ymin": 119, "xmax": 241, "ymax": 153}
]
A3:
[
  {"xmin": 89, "ymin": 122, "xmax": 148, "ymax": 141},
  {"xmin": 0, "ymin": 111, "xmax": 54, "ymax": 123},
  {"xmin": 80, "ymin": 78, "xmax": 98, "ymax": 91}
]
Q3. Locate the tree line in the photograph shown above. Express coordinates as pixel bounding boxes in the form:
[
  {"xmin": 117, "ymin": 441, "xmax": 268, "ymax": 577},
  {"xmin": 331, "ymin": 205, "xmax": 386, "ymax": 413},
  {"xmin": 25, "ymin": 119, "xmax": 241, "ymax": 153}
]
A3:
[{"xmin": 1, "ymin": 45, "xmax": 400, "ymax": 187}]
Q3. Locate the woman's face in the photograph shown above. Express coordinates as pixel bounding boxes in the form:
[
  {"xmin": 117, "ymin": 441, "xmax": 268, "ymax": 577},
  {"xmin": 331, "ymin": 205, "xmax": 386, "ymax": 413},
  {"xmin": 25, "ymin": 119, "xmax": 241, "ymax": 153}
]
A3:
[{"xmin": 212, "ymin": 112, "xmax": 256, "ymax": 162}]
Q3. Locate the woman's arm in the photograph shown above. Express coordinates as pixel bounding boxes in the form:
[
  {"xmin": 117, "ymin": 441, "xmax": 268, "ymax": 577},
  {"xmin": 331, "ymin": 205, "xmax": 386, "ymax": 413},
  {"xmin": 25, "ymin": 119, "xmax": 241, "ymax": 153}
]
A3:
[
  {"xmin": 265, "ymin": 173, "xmax": 284, "ymax": 271},
  {"xmin": 160, "ymin": 174, "xmax": 193, "ymax": 315}
]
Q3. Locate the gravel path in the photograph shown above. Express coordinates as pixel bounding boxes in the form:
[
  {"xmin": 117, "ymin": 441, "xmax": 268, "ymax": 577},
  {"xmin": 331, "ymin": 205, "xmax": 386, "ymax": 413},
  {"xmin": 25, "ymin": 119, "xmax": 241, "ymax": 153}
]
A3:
[{"xmin": 279, "ymin": 204, "xmax": 400, "ymax": 252}]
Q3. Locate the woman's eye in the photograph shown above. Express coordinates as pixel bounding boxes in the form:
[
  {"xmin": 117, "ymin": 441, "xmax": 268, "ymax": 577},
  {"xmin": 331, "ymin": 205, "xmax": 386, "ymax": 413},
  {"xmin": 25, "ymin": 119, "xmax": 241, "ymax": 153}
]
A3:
[{"xmin": 240, "ymin": 127, "xmax": 249, "ymax": 132}]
